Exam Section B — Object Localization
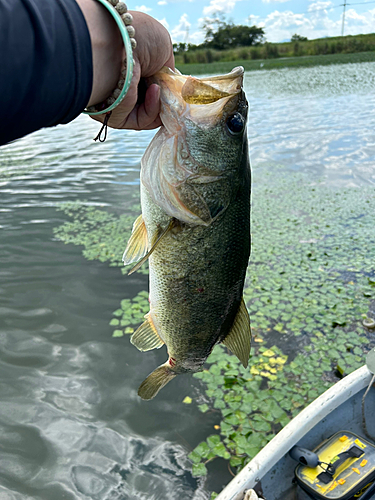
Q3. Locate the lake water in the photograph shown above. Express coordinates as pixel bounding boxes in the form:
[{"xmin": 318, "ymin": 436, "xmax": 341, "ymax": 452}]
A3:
[{"xmin": 0, "ymin": 62, "xmax": 375, "ymax": 500}]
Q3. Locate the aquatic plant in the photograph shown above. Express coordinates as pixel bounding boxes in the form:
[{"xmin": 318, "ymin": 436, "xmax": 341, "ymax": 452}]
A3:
[
  {"xmin": 54, "ymin": 202, "xmax": 148, "ymax": 274},
  {"xmin": 111, "ymin": 291, "xmax": 149, "ymax": 337},
  {"xmin": 53, "ymin": 169, "xmax": 375, "ymax": 493},
  {"xmin": 187, "ymin": 170, "xmax": 375, "ymax": 483}
]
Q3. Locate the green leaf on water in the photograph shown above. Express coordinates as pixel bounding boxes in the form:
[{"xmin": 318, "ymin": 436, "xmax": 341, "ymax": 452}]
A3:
[
  {"xmin": 188, "ymin": 451, "xmax": 201, "ymax": 464},
  {"xmin": 192, "ymin": 463, "xmax": 208, "ymax": 477},
  {"xmin": 207, "ymin": 435, "xmax": 221, "ymax": 448},
  {"xmin": 198, "ymin": 404, "xmax": 209, "ymax": 413},
  {"xmin": 112, "ymin": 330, "xmax": 124, "ymax": 337},
  {"xmin": 194, "ymin": 442, "xmax": 211, "ymax": 458}
]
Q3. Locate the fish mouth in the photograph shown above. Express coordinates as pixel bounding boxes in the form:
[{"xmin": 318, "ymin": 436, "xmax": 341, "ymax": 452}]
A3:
[
  {"xmin": 180, "ymin": 66, "xmax": 244, "ymax": 104},
  {"xmin": 147, "ymin": 66, "xmax": 244, "ymax": 130}
]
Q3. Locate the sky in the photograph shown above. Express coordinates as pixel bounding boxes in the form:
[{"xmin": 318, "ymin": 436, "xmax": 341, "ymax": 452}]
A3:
[{"xmin": 133, "ymin": 0, "xmax": 375, "ymax": 44}]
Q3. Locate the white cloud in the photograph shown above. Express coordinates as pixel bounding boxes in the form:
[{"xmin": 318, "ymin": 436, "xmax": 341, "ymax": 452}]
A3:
[
  {"xmin": 261, "ymin": 8, "xmax": 341, "ymax": 41},
  {"xmin": 157, "ymin": 17, "xmax": 169, "ymax": 29},
  {"xmin": 170, "ymin": 14, "xmax": 191, "ymax": 43},
  {"xmin": 308, "ymin": 0, "xmax": 333, "ymax": 11},
  {"xmin": 343, "ymin": 7, "xmax": 375, "ymax": 35},
  {"xmin": 262, "ymin": 0, "xmax": 290, "ymax": 3},
  {"xmin": 172, "ymin": 2, "xmax": 375, "ymax": 46},
  {"xmin": 156, "ymin": 0, "xmax": 194, "ymax": 4},
  {"xmin": 203, "ymin": 0, "xmax": 241, "ymax": 16},
  {"xmin": 135, "ymin": 4, "xmax": 152, "ymax": 12}
]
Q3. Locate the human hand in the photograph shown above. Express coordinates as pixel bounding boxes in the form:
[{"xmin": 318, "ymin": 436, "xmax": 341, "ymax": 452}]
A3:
[{"xmin": 89, "ymin": 11, "xmax": 175, "ymax": 131}]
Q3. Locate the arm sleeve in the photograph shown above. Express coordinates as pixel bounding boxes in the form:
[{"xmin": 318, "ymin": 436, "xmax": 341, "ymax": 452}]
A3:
[{"xmin": 0, "ymin": 0, "xmax": 93, "ymax": 146}]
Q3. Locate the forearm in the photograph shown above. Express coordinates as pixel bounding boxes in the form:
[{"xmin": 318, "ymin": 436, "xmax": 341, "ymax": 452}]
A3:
[
  {"xmin": 0, "ymin": 0, "xmax": 93, "ymax": 146},
  {"xmin": 75, "ymin": 0, "xmax": 124, "ymax": 107}
]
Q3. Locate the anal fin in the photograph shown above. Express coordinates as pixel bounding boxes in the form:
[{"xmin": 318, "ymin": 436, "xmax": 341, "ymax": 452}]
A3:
[
  {"xmin": 130, "ymin": 313, "xmax": 164, "ymax": 352},
  {"xmin": 138, "ymin": 362, "xmax": 177, "ymax": 400},
  {"xmin": 222, "ymin": 298, "xmax": 251, "ymax": 368},
  {"xmin": 123, "ymin": 214, "xmax": 148, "ymax": 265}
]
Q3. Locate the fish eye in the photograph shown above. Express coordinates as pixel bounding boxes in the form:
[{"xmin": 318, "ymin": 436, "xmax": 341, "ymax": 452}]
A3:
[{"xmin": 226, "ymin": 113, "xmax": 244, "ymax": 136}]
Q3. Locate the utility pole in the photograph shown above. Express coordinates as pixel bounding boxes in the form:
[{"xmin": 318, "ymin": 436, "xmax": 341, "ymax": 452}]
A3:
[
  {"xmin": 184, "ymin": 26, "xmax": 189, "ymax": 47},
  {"xmin": 341, "ymin": 0, "xmax": 347, "ymax": 36}
]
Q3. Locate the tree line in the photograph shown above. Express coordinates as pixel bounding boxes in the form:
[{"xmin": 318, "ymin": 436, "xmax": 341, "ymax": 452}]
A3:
[
  {"xmin": 172, "ymin": 15, "xmax": 311, "ymax": 55},
  {"xmin": 173, "ymin": 17, "xmax": 267, "ymax": 54}
]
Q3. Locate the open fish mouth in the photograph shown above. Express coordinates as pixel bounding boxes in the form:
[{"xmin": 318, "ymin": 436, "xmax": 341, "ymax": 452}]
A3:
[
  {"xmin": 179, "ymin": 66, "xmax": 244, "ymax": 104},
  {"xmin": 147, "ymin": 66, "xmax": 245, "ymax": 129}
]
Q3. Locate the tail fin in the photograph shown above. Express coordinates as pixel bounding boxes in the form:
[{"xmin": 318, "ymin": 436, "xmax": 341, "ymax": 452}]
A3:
[{"xmin": 138, "ymin": 363, "xmax": 177, "ymax": 400}]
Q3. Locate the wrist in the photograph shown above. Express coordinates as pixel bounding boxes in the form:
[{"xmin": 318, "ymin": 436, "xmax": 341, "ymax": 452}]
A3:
[{"xmin": 76, "ymin": 0, "xmax": 124, "ymax": 107}]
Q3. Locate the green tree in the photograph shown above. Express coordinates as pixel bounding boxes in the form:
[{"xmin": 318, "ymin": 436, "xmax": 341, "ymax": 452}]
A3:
[
  {"xmin": 291, "ymin": 34, "xmax": 308, "ymax": 42},
  {"xmin": 203, "ymin": 16, "xmax": 265, "ymax": 50}
]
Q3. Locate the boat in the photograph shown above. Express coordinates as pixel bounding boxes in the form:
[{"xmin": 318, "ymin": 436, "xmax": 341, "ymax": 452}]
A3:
[{"xmin": 216, "ymin": 348, "xmax": 375, "ymax": 500}]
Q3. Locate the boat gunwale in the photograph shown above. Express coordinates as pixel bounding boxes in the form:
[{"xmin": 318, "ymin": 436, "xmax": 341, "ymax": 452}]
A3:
[{"xmin": 216, "ymin": 365, "xmax": 372, "ymax": 500}]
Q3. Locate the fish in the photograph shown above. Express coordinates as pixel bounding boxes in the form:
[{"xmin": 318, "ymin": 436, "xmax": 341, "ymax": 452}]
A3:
[{"xmin": 123, "ymin": 66, "xmax": 251, "ymax": 400}]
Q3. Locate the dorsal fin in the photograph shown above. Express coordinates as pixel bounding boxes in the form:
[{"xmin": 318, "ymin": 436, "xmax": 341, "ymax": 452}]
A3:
[
  {"xmin": 128, "ymin": 218, "xmax": 176, "ymax": 275},
  {"xmin": 222, "ymin": 299, "xmax": 251, "ymax": 368},
  {"xmin": 122, "ymin": 214, "xmax": 148, "ymax": 266},
  {"xmin": 130, "ymin": 313, "xmax": 164, "ymax": 352}
]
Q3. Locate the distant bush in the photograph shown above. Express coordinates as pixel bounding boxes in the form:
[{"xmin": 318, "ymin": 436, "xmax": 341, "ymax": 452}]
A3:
[
  {"xmin": 173, "ymin": 33, "xmax": 375, "ymax": 67},
  {"xmin": 238, "ymin": 48, "xmax": 250, "ymax": 60},
  {"xmin": 262, "ymin": 43, "xmax": 279, "ymax": 59},
  {"xmin": 250, "ymin": 47, "xmax": 261, "ymax": 59}
]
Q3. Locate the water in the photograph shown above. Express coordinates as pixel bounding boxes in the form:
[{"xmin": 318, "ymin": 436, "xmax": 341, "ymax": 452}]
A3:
[{"xmin": 0, "ymin": 62, "xmax": 375, "ymax": 499}]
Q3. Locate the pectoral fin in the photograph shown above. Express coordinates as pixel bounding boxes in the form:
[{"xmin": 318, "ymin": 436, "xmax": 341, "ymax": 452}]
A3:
[
  {"xmin": 138, "ymin": 362, "xmax": 177, "ymax": 400},
  {"xmin": 222, "ymin": 299, "xmax": 251, "ymax": 368},
  {"xmin": 128, "ymin": 219, "xmax": 176, "ymax": 275},
  {"xmin": 130, "ymin": 313, "xmax": 164, "ymax": 352},
  {"xmin": 122, "ymin": 215, "xmax": 148, "ymax": 266}
]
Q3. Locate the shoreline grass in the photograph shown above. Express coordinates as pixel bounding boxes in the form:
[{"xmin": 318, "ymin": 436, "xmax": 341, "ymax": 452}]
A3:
[{"xmin": 176, "ymin": 51, "xmax": 375, "ymax": 75}]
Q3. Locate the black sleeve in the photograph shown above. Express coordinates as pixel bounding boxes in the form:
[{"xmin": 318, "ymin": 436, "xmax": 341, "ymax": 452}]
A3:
[{"xmin": 0, "ymin": 0, "xmax": 93, "ymax": 146}]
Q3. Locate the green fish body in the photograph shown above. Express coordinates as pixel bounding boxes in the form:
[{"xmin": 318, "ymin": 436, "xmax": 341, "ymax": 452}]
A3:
[{"xmin": 123, "ymin": 67, "xmax": 251, "ymax": 400}]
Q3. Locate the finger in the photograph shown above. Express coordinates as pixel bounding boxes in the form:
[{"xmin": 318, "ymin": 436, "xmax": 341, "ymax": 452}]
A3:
[
  {"xmin": 123, "ymin": 84, "xmax": 162, "ymax": 130},
  {"xmin": 138, "ymin": 84, "xmax": 161, "ymax": 127}
]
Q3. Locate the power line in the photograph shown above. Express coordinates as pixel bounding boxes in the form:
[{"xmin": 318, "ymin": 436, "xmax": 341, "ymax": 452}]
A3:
[
  {"xmin": 298, "ymin": 0, "xmax": 375, "ymax": 15},
  {"xmin": 285, "ymin": 0, "xmax": 375, "ymax": 37}
]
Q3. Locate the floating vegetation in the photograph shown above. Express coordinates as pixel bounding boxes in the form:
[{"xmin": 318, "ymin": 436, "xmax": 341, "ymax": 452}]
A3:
[
  {"xmin": 111, "ymin": 291, "xmax": 149, "ymax": 337},
  {"xmin": 53, "ymin": 202, "xmax": 148, "ymax": 274},
  {"xmin": 53, "ymin": 170, "xmax": 375, "ymax": 494},
  {"xmin": 187, "ymin": 168, "xmax": 375, "ymax": 485}
]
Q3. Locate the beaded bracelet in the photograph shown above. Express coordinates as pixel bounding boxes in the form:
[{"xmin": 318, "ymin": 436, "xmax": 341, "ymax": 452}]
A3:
[{"xmin": 83, "ymin": 0, "xmax": 135, "ymax": 116}]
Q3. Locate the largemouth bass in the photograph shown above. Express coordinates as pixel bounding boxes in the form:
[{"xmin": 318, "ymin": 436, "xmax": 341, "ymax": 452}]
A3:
[{"xmin": 123, "ymin": 66, "xmax": 251, "ymax": 400}]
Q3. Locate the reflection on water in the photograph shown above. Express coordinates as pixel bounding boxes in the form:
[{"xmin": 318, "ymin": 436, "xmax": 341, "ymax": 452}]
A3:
[{"xmin": 0, "ymin": 62, "xmax": 374, "ymax": 499}]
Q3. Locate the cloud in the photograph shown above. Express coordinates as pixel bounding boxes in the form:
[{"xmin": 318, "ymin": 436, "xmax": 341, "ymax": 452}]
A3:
[
  {"xmin": 181, "ymin": 1, "xmax": 375, "ymax": 46},
  {"xmin": 157, "ymin": 17, "xmax": 169, "ymax": 29},
  {"xmin": 202, "ymin": 0, "xmax": 241, "ymax": 16},
  {"xmin": 170, "ymin": 13, "xmax": 192, "ymax": 43},
  {"xmin": 156, "ymin": 0, "xmax": 193, "ymax": 4},
  {"xmin": 262, "ymin": 0, "xmax": 290, "ymax": 3},
  {"xmin": 135, "ymin": 4, "xmax": 152, "ymax": 12},
  {"xmin": 343, "ymin": 7, "xmax": 375, "ymax": 34},
  {"xmin": 261, "ymin": 8, "xmax": 342, "ymax": 41}
]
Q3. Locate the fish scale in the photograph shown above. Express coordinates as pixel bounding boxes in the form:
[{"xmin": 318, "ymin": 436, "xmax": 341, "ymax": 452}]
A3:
[{"xmin": 123, "ymin": 66, "xmax": 252, "ymax": 400}]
